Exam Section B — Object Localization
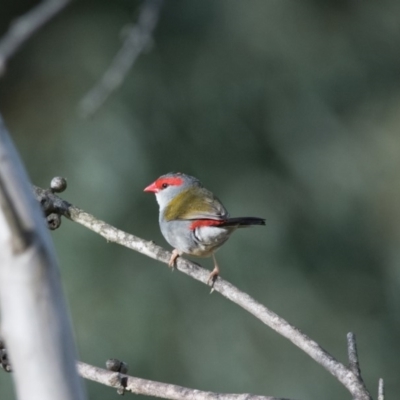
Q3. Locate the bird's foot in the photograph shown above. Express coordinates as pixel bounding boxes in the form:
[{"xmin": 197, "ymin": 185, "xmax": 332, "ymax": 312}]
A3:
[
  {"xmin": 168, "ymin": 249, "xmax": 181, "ymax": 271},
  {"xmin": 207, "ymin": 265, "xmax": 220, "ymax": 291}
]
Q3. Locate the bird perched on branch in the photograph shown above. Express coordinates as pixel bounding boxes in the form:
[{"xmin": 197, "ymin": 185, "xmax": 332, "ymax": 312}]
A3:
[{"xmin": 144, "ymin": 172, "xmax": 265, "ymax": 286}]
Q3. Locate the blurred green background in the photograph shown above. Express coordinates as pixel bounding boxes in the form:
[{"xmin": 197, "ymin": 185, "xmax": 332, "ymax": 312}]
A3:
[{"xmin": 1, "ymin": 0, "xmax": 400, "ymax": 399}]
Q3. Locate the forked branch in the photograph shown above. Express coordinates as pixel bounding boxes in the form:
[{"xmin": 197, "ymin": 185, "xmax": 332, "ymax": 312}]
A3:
[
  {"xmin": 33, "ymin": 184, "xmax": 373, "ymax": 400},
  {"xmin": 79, "ymin": 0, "xmax": 164, "ymax": 116},
  {"xmin": 0, "ymin": 0, "xmax": 70, "ymax": 75}
]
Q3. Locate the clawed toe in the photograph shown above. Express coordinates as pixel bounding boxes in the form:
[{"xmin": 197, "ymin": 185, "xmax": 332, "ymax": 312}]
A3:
[
  {"xmin": 207, "ymin": 254, "xmax": 222, "ymax": 292},
  {"xmin": 207, "ymin": 256, "xmax": 220, "ymax": 289},
  {"xmin": 168, "ymin": 249, "xmax": 181, "ymax": 270}
]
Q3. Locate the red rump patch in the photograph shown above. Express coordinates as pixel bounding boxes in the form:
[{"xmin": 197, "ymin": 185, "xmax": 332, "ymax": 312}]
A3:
[{"xmin": 190, "ymin": 219, "xmax": 226, "ymax": 230}]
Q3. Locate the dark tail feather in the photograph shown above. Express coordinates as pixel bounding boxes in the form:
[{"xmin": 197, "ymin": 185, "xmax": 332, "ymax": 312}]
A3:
[{"xmin": 222, "ymin": 217, "xmax": 265, "ymax": 228}]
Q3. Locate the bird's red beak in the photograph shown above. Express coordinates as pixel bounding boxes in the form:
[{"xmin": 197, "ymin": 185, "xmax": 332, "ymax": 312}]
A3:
[{"xmin": 144, "ymin": 181, "xmax": 158, "ymax": 193}]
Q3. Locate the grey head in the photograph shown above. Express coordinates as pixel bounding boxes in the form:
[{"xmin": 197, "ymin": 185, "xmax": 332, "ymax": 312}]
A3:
[{"xmin": 144, "ymin": 172, "xmax": 203, "ymax": 210}]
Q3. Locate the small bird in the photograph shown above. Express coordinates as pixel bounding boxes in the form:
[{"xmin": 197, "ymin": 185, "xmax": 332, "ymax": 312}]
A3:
[{"xmin": 144, "ymin": 172, "xmax": 265, "ymax": 285}]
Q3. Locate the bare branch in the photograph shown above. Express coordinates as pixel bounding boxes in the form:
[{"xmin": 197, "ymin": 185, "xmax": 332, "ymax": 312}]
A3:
[
  {"xmin": 347, "ymin": 332, "xmax": 362, "ymax": 378},
  {"xmin": 32, "ymin": 186, "xmax": 372, "ymax": 400},
  {"xmin": 347, "ymin": 333, "xmax": 370, "ymax": 400},
  {"xmin": 0, "ymin": 117, "xmax": 86, "ymax": 400},
  {"xmin": 378, "ymin": 378, "xmax": 384, "ymax": 400},
  {"xmin": 0, "ymin": 0, "xmax": 70, "ymax": 75},
  {"xmin": 77, "ymin": 361, "xmax": 289, "ymax": 400},
  {"xmin": 79, "ymin": 0, "xmax": 164, "ymax": 117}
]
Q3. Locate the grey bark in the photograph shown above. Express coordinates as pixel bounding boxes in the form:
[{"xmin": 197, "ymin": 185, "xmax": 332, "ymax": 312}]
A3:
[{"xmin": 0, "ymin": 116, "xmax": 86, "ymax": 400}]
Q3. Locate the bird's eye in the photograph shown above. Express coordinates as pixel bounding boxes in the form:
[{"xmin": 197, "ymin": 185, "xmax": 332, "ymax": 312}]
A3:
[{"xmin": 161, "ymin": 183, "xmax": 169, "ymax": 189}]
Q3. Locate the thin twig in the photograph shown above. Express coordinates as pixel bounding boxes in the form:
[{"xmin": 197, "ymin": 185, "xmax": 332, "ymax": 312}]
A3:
[
  {"xmin": 347, "ymin": 332, "xmax": 361, "ymax": 378},
  {"xmin": 378, "ymin": 378, "xmax": 384, "ymax": 400},
  {"xmin": 32, "ymin": 186, "xmax": 372, "ymax": 400},
  {"xmin": 0, "ymin": 0, "xmax": 70, "ymax": 75},
  {"xmin": 77, "ymin": 361, "xmax": 290, "ymax": 400},
  {"xmin": 79, "ymin": 0, "xmax": 164, "ymax": 117}
]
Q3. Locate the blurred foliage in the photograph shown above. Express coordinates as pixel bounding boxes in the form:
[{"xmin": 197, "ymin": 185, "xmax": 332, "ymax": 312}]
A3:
[{"xmin": 1, "ymin": 0, "xmax": 400, "ymax": 399}]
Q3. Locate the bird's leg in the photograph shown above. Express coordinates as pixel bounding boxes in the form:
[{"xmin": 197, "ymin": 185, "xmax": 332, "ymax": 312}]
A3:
[
  {"xmin": 168, "ymin": 249, "xmax": 182, "ymax": 270},
  {"xmin": 207, "ymin": 254, "xmax": 220, "ymax": 286}
]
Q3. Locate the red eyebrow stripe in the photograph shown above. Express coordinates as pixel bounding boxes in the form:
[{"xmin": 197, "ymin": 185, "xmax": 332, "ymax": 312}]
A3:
[
  {"xmin": 156, "ymin": 177, "xmax": 183, "ymax": 188},
  {"xmin": 190, "ymin": 219, "xmax": 226, "ymax": 230}
]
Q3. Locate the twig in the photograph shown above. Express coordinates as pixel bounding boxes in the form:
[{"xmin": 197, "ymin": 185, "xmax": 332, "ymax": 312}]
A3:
[
  {"xmin": 32, "ymin": 186, "xmax": 372, "ymax": 400},
  {"xmin": 77, "ymin": 361, "xmax": 289, "ymax": 400},
  {"xmin": 347, "ymin": 333, "xmax": 369, "ymax": 399},
  {"xmin": 0, "ymin": 0, "xmax": 70, "ymax": 75},
  {"xmin": 79, "ymin": 0, "xmax": 164, "ymax": 117},
  {"xmin": 347, "ymin": 332, "xmax": 362, "ymax": 378},
  {"xmin": 378, "ymin": 378, "xmax": 384, "ymax": 400}
]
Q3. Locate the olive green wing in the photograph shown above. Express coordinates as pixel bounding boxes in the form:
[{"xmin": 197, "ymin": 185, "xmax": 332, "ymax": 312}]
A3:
[{"xmin": 164, "ymin": 187, "xmax": 229, "ymax": 221}]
